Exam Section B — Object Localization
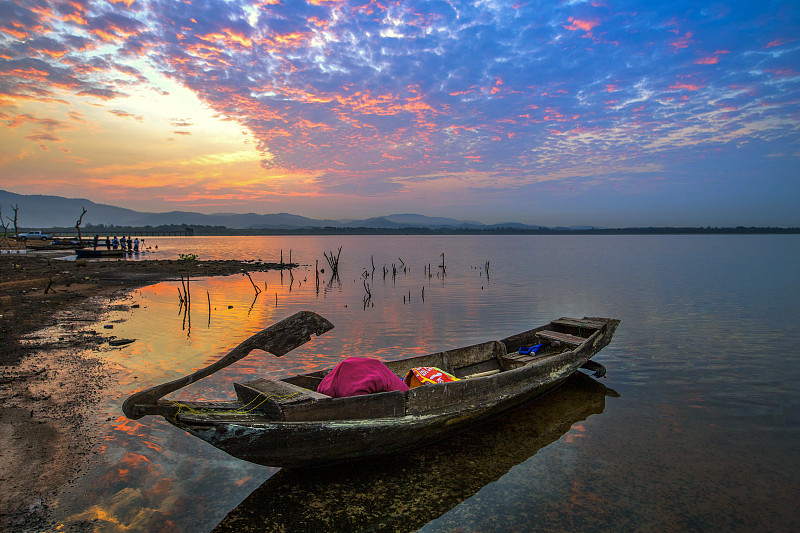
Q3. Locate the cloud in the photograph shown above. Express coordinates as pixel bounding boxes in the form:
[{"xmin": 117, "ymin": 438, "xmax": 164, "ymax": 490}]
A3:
[
  {"xmin": 0, "ymin": 0, "xmax": 798, "ymax": 217},
  {"xmin": 109, "ymin": 109, "xmax": 144, "ymax": 121}
]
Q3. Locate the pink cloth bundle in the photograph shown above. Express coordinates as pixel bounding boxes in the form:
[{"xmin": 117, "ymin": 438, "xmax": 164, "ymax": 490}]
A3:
[{"xmin": 317, "ymin": 357, "xmax": 410, "ymax": 398}]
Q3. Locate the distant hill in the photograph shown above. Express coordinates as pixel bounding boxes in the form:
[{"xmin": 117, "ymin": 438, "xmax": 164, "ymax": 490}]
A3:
[
  {"xmin": 0, "ymin": 190, "xmax": 145, "ymax": 228},
  {"xmin": 0, "ymin": 190, "xmax": 541, "ymax": 231}
]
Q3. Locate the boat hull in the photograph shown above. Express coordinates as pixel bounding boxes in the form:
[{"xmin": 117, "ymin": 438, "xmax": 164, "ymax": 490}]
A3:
[
  {"xmin": 75, "ymin": 248, "xmax": 125, "ymax": 258},
  {"xmin": 178, "ymin": 377, "xmax": 564, "ymax": 467},
  {"xmin": 164, "ymin": 325, "xmax": 616, "ymax": 467}
]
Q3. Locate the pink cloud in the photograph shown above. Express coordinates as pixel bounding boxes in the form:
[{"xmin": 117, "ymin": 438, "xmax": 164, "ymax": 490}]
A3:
[
  {"xmin": 765, "ymin": 38, "xmax": 792, "ymax": 49},
  {"xmin": 564, "ymin": 17, "xmax": 599, "ymax": 33},
  {"xmin": 669, "ymin": 83, "xmax": 702, "ymax": 91},
  {"xmin": 695, "ymin": 56, "xmax": 719, "ymax": 65},
  {"xmin": 669, "ymin": 32, "xmax": 693, "ymax": 51},
  {"xmin": 695, "ymin": 50, "xmax": 729, "ymax": 64}
]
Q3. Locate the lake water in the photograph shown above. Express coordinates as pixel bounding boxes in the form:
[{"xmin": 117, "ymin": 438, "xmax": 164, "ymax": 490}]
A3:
[{"xmin": 43, "ymin": 235, "xmax": 800, "ymax": 532}]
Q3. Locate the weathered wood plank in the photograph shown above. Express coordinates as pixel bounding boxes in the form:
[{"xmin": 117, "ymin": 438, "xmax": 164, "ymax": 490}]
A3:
[
  {"xmin": 384, "ymin": 352, "xmax": 449, "ymax": 378},
  {"xmin": 234, "ymin": 378, "xmax": 330, "ymax": 420},
  {"xmin": 283, "ymin": 390, "xmax": 406, "ymax": 421},
  {"xmin": 551, "ymin": 317, "xmax": 606, "ymax": 330},
  {"xmin": 463, "ymin": 369, "xmax": 501, "ymax": 379},
  {"xmin": 177, "ymin": 412, "xmax": 270, "ymax": 425},
  {"xmin": 503, "ymin": 353, "xmax": 537, "ymax": 363},
  {"xmin": 235, "ymin": 378, "xmax": 329, "ymax": 404},
  {"xmin": 536, "ymin": 330, "xmax": 587, "ymax": 346},
  {"xmin": 452, "ymin": 357, "xmax": 502, "ymax": 379},
  {"xmin": 444, "ymin": 341, "xmax": 505, "ymax": 371}
]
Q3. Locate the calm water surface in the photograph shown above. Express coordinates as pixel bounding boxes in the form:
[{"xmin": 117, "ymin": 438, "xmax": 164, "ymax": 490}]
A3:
[{"xmin": 46, "ymin": 235, "xmax": 800, "ymax": 532}]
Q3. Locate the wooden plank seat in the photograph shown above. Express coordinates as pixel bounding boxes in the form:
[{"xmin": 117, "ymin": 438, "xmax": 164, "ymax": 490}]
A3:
[
  {"xmin": 501, "ymin": 349, "xmax": 553, "ymax": 368},
  {"xmin": 535, "ymin": 330, "xmax": 587, "ymax": 346},
  {"xmin": 550, "ymin": 317, "xmax": 606, "ymax": 330},
  {"xmin": 503, "ymin": 352, "xmax": 538, "ymax": 362},
  {"xmin": 234, "ymin": 378, "xmax": 329, "ymax": 409}
]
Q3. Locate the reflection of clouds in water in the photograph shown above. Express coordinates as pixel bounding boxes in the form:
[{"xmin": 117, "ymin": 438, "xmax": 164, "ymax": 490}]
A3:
[
  {"xmin": 59, "ymin": 453, "xmax": 178, "ymax": 531},
  {"xmin": 57, "ymin": 416, "xmax": 271, "ymax": 532}
]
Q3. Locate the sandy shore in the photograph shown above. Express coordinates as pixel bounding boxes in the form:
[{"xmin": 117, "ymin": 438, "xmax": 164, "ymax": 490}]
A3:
[{"xmin": 0, "ymin": 248, "xmax": 293, "ymax": 528}]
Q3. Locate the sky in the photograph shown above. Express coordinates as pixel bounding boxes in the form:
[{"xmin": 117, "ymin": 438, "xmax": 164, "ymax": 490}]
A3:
[{"xmin": 1, "ymin": 0, "xmax": 798, "ymax": 227}]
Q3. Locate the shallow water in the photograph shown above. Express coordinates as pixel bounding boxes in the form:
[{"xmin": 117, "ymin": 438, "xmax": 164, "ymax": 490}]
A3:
[{"xmin": 45, "ymin": 235, "xmax": 800, "ymax": 531}]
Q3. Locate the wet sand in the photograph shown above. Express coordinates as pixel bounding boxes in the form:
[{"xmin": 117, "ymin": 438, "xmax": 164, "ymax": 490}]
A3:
[{"xmin": 0, "ymin": 248, "xmax": 293, "ymax": 528}]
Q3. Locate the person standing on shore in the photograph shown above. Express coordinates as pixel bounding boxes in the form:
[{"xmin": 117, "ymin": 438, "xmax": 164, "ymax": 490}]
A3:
[
  {"xmin": 133, "ymin": 238, "xmax": 140, "ymax": 253},
  {"xmin": 127, "ymin": 236, "xmax": 132, "ymax": 251},
  {"xmin": 105, "ymin": 236, "xmax": 111, "ymax": 250},
  {"xmin": 93, "ymin": 234, "xmax": 99, "ymax": 250},
  {"xmin": 112, "ymin": 236, "xmax": 119, "ymax": 250}
]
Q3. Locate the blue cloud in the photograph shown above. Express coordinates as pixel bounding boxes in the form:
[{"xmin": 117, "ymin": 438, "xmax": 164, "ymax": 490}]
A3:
[{"xmin": 1, "ymin": 0, "xmax": 798, "ymax": 221}]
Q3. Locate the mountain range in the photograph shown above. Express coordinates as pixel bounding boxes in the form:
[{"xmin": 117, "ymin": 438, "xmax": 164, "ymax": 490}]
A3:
[{"xmin": 0, "ymin": 190, "xmax": 551, "ymax": 231}]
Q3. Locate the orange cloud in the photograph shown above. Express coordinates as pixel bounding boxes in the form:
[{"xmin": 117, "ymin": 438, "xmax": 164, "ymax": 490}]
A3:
[
  {"xmin": 669, "ymin": 32, "xmax": 692, "ymax": 51},
  {"xmin": 669, "ymin": 83, "xmax": 702, "ymax": 91},
  {"xmin": 199, "ymin": 29, "xmax": 253, "ymax": 48},
  {"xmin": 695, "ymin": 50, "xmax": 728, "ymax": 64},
  {"xmin": 565, "ymin": 17, "xmax": 599, "ymax": 32}
]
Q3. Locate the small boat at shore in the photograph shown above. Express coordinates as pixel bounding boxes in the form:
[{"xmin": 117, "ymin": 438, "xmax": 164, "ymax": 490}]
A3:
[
  {"xmin": 75, "ymin": 248, "xmax": 126, "ymax": 258},
  {"xmin": 123, "ymin": 311, "xmax": 620, "ymax": 467}
]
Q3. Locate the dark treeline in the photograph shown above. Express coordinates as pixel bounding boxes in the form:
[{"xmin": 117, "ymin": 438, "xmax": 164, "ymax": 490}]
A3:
[{"xmin": 29, "ymin": 224, "xmax": 800, "ymax": 236}]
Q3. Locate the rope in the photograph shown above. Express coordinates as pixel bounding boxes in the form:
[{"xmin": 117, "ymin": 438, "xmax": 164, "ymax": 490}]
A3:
[{"xmin": 169, "ymin": 390, "xmax": 304, "ymax": 417}]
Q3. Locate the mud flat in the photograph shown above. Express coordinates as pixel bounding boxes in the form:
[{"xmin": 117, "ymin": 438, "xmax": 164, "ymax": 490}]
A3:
[{"xmin": 0, "ymin": 249, "xmax": 293, "ymax": 528}]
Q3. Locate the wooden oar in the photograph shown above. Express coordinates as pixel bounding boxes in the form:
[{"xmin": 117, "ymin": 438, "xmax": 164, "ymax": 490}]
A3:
[{"xmin": 122, "ymin": 311, "xmax": 334, "ymax": 420}]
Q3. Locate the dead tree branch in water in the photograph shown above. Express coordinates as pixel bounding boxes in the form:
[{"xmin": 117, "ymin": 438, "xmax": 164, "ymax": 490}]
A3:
[
  {"xmin": 178, "ymin": 274, "xmax": 191, "ymax": 334},
  {"xmin": 316, "ymin": 260, "xmax": 320, "ymax": 294},
  {"xmin": 323, "ymin": 246, "xmax": 342, "ymax": 277},
  {"xmin": 245, "ymin": 272, "xmax": 262, "ymax": 295},
  {"xmin": 362, "ymin": 274, "xmax": 372, "ymax": 310},
  {"xmin": 75, "ymin": 206, "xmax": 87, "ymax": 243}
]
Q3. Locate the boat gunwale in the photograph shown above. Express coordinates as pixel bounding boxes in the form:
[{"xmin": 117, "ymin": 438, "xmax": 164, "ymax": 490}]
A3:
[{"xmin": 170, "ymin": 318, "xmax": 617, "ymax": 428}]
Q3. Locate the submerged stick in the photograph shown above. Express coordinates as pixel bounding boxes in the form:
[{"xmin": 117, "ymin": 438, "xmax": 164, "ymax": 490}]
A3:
[{"xmin": 245, "ymin": 272, "xmax": 262, "ymax": 294}]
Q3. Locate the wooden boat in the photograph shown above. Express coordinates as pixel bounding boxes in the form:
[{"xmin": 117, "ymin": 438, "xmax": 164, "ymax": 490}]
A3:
[
  {"xmin": 215, "ymin": 372, "xmax": 617, "ymax": 531},
  {"xmin": 123, "ymin": 311, "xmax": 619, "ymax": 467},
  {"xmin": 75, "ymin": 248, "xmax": 126, "ymax": 258},
  {"xmin": 26, "ymin": 240, "xmax": 83, "ymax": 250}
]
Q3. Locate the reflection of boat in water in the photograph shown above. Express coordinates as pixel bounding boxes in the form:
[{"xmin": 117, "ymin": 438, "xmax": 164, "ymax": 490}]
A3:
[
  {"xmin": 123, "ymin": 312, "xmax": 619, "ymax": 468},
  {"xmin": 213, "ymin": 372, "xmax": 618, "ymax": 532}
]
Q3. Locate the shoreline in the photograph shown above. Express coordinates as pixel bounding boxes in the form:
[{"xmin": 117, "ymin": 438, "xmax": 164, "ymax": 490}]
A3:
[{"xmin": 0, "ymin": 250, "xmax": 294, "ymax": 528}]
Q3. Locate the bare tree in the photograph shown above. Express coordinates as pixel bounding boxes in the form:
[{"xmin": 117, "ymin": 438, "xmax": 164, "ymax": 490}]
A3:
[
  {"xmin": 0, "ymin": 206, "xmax": 9, "ymax": 239},
  {"xmin": 76, "ymin": 206, "xmax": 87, "ymax": 243},
  {"xmin": 9, "ymin": 203, "xmax": 19, "ymax": 237}
]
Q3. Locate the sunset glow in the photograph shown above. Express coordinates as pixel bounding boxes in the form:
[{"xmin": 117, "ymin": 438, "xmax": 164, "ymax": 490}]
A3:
[{"xmin": 1, "ymin": 0, "xmax": 798, "ymax": 226}]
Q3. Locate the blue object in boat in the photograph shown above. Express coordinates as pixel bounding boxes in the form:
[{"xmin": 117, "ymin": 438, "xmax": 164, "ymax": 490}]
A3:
[{"xmin": 519, "ymin": 344, "xmax": 543, "ymax": 355}]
